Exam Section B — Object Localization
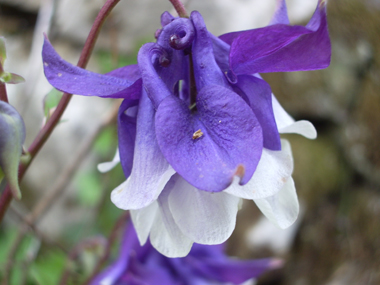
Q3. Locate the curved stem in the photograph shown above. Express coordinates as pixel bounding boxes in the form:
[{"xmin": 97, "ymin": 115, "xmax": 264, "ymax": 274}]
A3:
[
  {"xmin": 0, "ymin": 0, "xmax": 121, "ymax": 225},
  {"xmin": 0, "ymin": 83, "xmax": 8, "ymax": 103},
  {"xmin": 0, "ymin": 63, "xmax": 9, "ymax": 103},
  {"xmin": 168, "ymin": 0, "xmax": 188, "ymax": 18}
]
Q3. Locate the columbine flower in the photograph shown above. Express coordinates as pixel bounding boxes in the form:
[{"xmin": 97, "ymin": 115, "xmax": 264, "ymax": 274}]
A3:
[
  {"xmin": 42, "ymin": 0, "xmax": 330, "ymax": 257},
  {"xmin": 91, "ymin": 222, "xmax": 281, "ymax": 285}
]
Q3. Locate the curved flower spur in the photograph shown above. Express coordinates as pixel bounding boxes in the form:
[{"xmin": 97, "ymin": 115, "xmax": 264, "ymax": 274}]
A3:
[{"xmin": 42, "ymin": 0, "xmax": 331, "ymax": 257}]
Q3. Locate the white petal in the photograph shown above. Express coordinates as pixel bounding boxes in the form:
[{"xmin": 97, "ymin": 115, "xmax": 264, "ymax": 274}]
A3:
[
  {"xmin": 110, "ymin": 164, "xmax": 175, "ymax": 210},
  {"xmin": 272, "ymin": 94, "xmax": 295, "ymax": 129},
  {"xmin": 110, "ymin": 91, "xmax": 176, "ymax": 210},
  {"xmin": 97, "ymin": 148, "xmax": 120, "ymax": 173},
  {"xmin": 279, "ymin": 120, "xmax": 317, "ymax": 139},
  {"xmin": 130, "ymin": 201, "xmax": 158, "ymax": 245},
  {"xmin": 168, "ymin": 177, "xmax": 240, "ymax": 245},
  {"xmin": 272, "ymin": 94, "xmax": 317, "ymax": 139},
  {"xmin": 225, "ymin": 139, "xmax": 293, "ymax": 200},
  {"xmin": 150, "ymin": 181, "xmax": 193, "ymax": 257},
  {"xmin": 254, "ymin": 176, "xmax": 299, "ymax": 229}
]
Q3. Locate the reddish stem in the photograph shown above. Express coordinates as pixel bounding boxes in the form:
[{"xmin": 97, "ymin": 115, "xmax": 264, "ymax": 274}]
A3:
[
  {"xmin": 168, "ymin": 0, "xmax": 188, "ymax": 17},
  {"xmin": 0, "ymin": 0, "xmax": 121, "ymax": 224},
  {"xmin": 0, "ymin": 62, "xmax": 9, "ymax": 103},
  {"xmin": 0, "ymin": 83, "xmax": 8, "ymax": 103}
]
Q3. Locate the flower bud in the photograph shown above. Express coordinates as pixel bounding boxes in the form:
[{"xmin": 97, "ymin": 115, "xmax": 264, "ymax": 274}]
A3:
[{"xmin": 0, "ymin": 101, "xmax": 26, "ymax": 199}]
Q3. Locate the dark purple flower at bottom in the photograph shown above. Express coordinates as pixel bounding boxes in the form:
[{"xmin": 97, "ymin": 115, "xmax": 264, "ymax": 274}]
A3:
[{"xmin": 91, "ymin": 223, "xmax": 281, "ymax": 285}]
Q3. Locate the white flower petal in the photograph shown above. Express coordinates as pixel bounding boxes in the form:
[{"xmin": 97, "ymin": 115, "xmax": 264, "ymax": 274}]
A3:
[
  {"xmin": 225, "ymin": 139, "xmax": 293, "ymax": 200},
  {"xmin": 279, "ymin": 120, "xmax": 317, "ymax": 139},
  {"xmin": 254, "ymin": 176, "xmax": 299, "ymax": 229},
  {"xmin": 272, "ymin": 94, "xmax": 317, "ymax": 139},
  {"xmin": 168, "ymin": 177, "xmax": 240, "ymax": 245},
  {"xmin": 150, "ymin": 180, "xmax": 193, "ymax": 257},
  {"xmin": 97, "ymin": 148, "xmax": 120, "ymax": 173},
  {"xmin": 110, "ymin": 164, "xmax": 175, "ymax": 210},
  {"xmin": 110, "ymin": 91, "xmax": 176, "ymax": 210},
  {"xmin": 272, "ymin": 94, "xmax": 295, "ymax": 129},
  {"xmin": 130, "ymin": 201, "xmax": 158, "ymax": 245}
]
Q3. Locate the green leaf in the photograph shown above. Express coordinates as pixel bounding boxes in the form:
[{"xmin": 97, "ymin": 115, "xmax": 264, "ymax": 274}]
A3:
[
  {"xmin": 0, "ymin": 72, "xmax": 25, "ymax": 84},
  {"xmin": 0, "ymin": 37, "xmax": 6, "ymax": 65},
  {"xmin": 43, "ymin": 88, "xmax": 62, "ymax": 120},
  {"xmin": 0, "ymin": 230, "xmax": 39, "ymax": 285},
  {"xmin": 0, "ymin": 227, "xmax": 17, "ymax": 266}
]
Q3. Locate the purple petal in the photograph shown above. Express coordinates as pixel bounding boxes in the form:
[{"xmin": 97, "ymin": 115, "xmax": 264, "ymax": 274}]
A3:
[
  {"xmin": 191, "ymin": 11, "xmax": 228, "ymax": 90},
  {"xmin": 118, "ymin": 99, "xmax": 139, "ymax": 178},
  {"xmin": 137, "ymin": 43, "xmax": 173, "ymax": 108},
  {"xmin": 155, "ymin": 84, "xmax": 263, "ymax": 192},
  {"xmin": 269, "ymin": 0, "xmax": 290, "ymax": 25},
  {"xmin": 42, "ymin": 37, "xmax": 140, "ymax": 99},
  {"xmin": 156, "ymin": 18, "xmax": 193, "ymax": 93},
  {"xmin": 210, "ymin": 33, "xmax": 230, "ymax": 73},
  {"xmin": 230, "ymin": 1, "xmax": 331, "ymax": 74},
  {"xmin": 236, "ymin": 75, "xmax": 280, "ymax": 150}
]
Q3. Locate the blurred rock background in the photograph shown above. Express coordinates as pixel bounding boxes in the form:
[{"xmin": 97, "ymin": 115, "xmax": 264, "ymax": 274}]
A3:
[{"xmin": 0, "ymin": 0, "xmax": 379, "ymax": 284}]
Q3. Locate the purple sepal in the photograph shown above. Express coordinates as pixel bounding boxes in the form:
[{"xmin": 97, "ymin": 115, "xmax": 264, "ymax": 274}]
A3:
[
  {"xmin": 106, "ymin": 64, "xmax": 141, "ymax": 82},
  {"xmin": 229, "ymin": 1, "xmax": 331, "ymax": 74},
  {"xmin": 118, "ymin": 99, "xmax": 139, "ymax": 179},
  {"xmin": 155, "ymin": 84, "xmax": 262, "ymax": 192},
  {"xmin": 155, "ymin": 18, "xmax": 193, "ymax": 94},
  {"xmin": 229, "ymin": 24, "xmax": 311, "ymax": 75},
  {"xmin": 183, "ymin": 243, "xmax": 276, "ymax": 283},
  {"xmin": 93, "ymin": 222, "xmax": 280, "ymax": 284},
  {"xmin": 42, "ymin": 37, "xmax": 141, "ymax": 99},
  {"xmin": 236, "ymin": 75, "xmax": 280, "ymax": 150},
  {"xmin": 122, "ymin": 256, "xmax": 177, "ymax": 285},
  {"xmin": 218, "ymin": 30, "xmax": 242, "ymax": 46},
  {"xmin": 190, "ymin": 256, "xmax": 275, "ymax": 284}
]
